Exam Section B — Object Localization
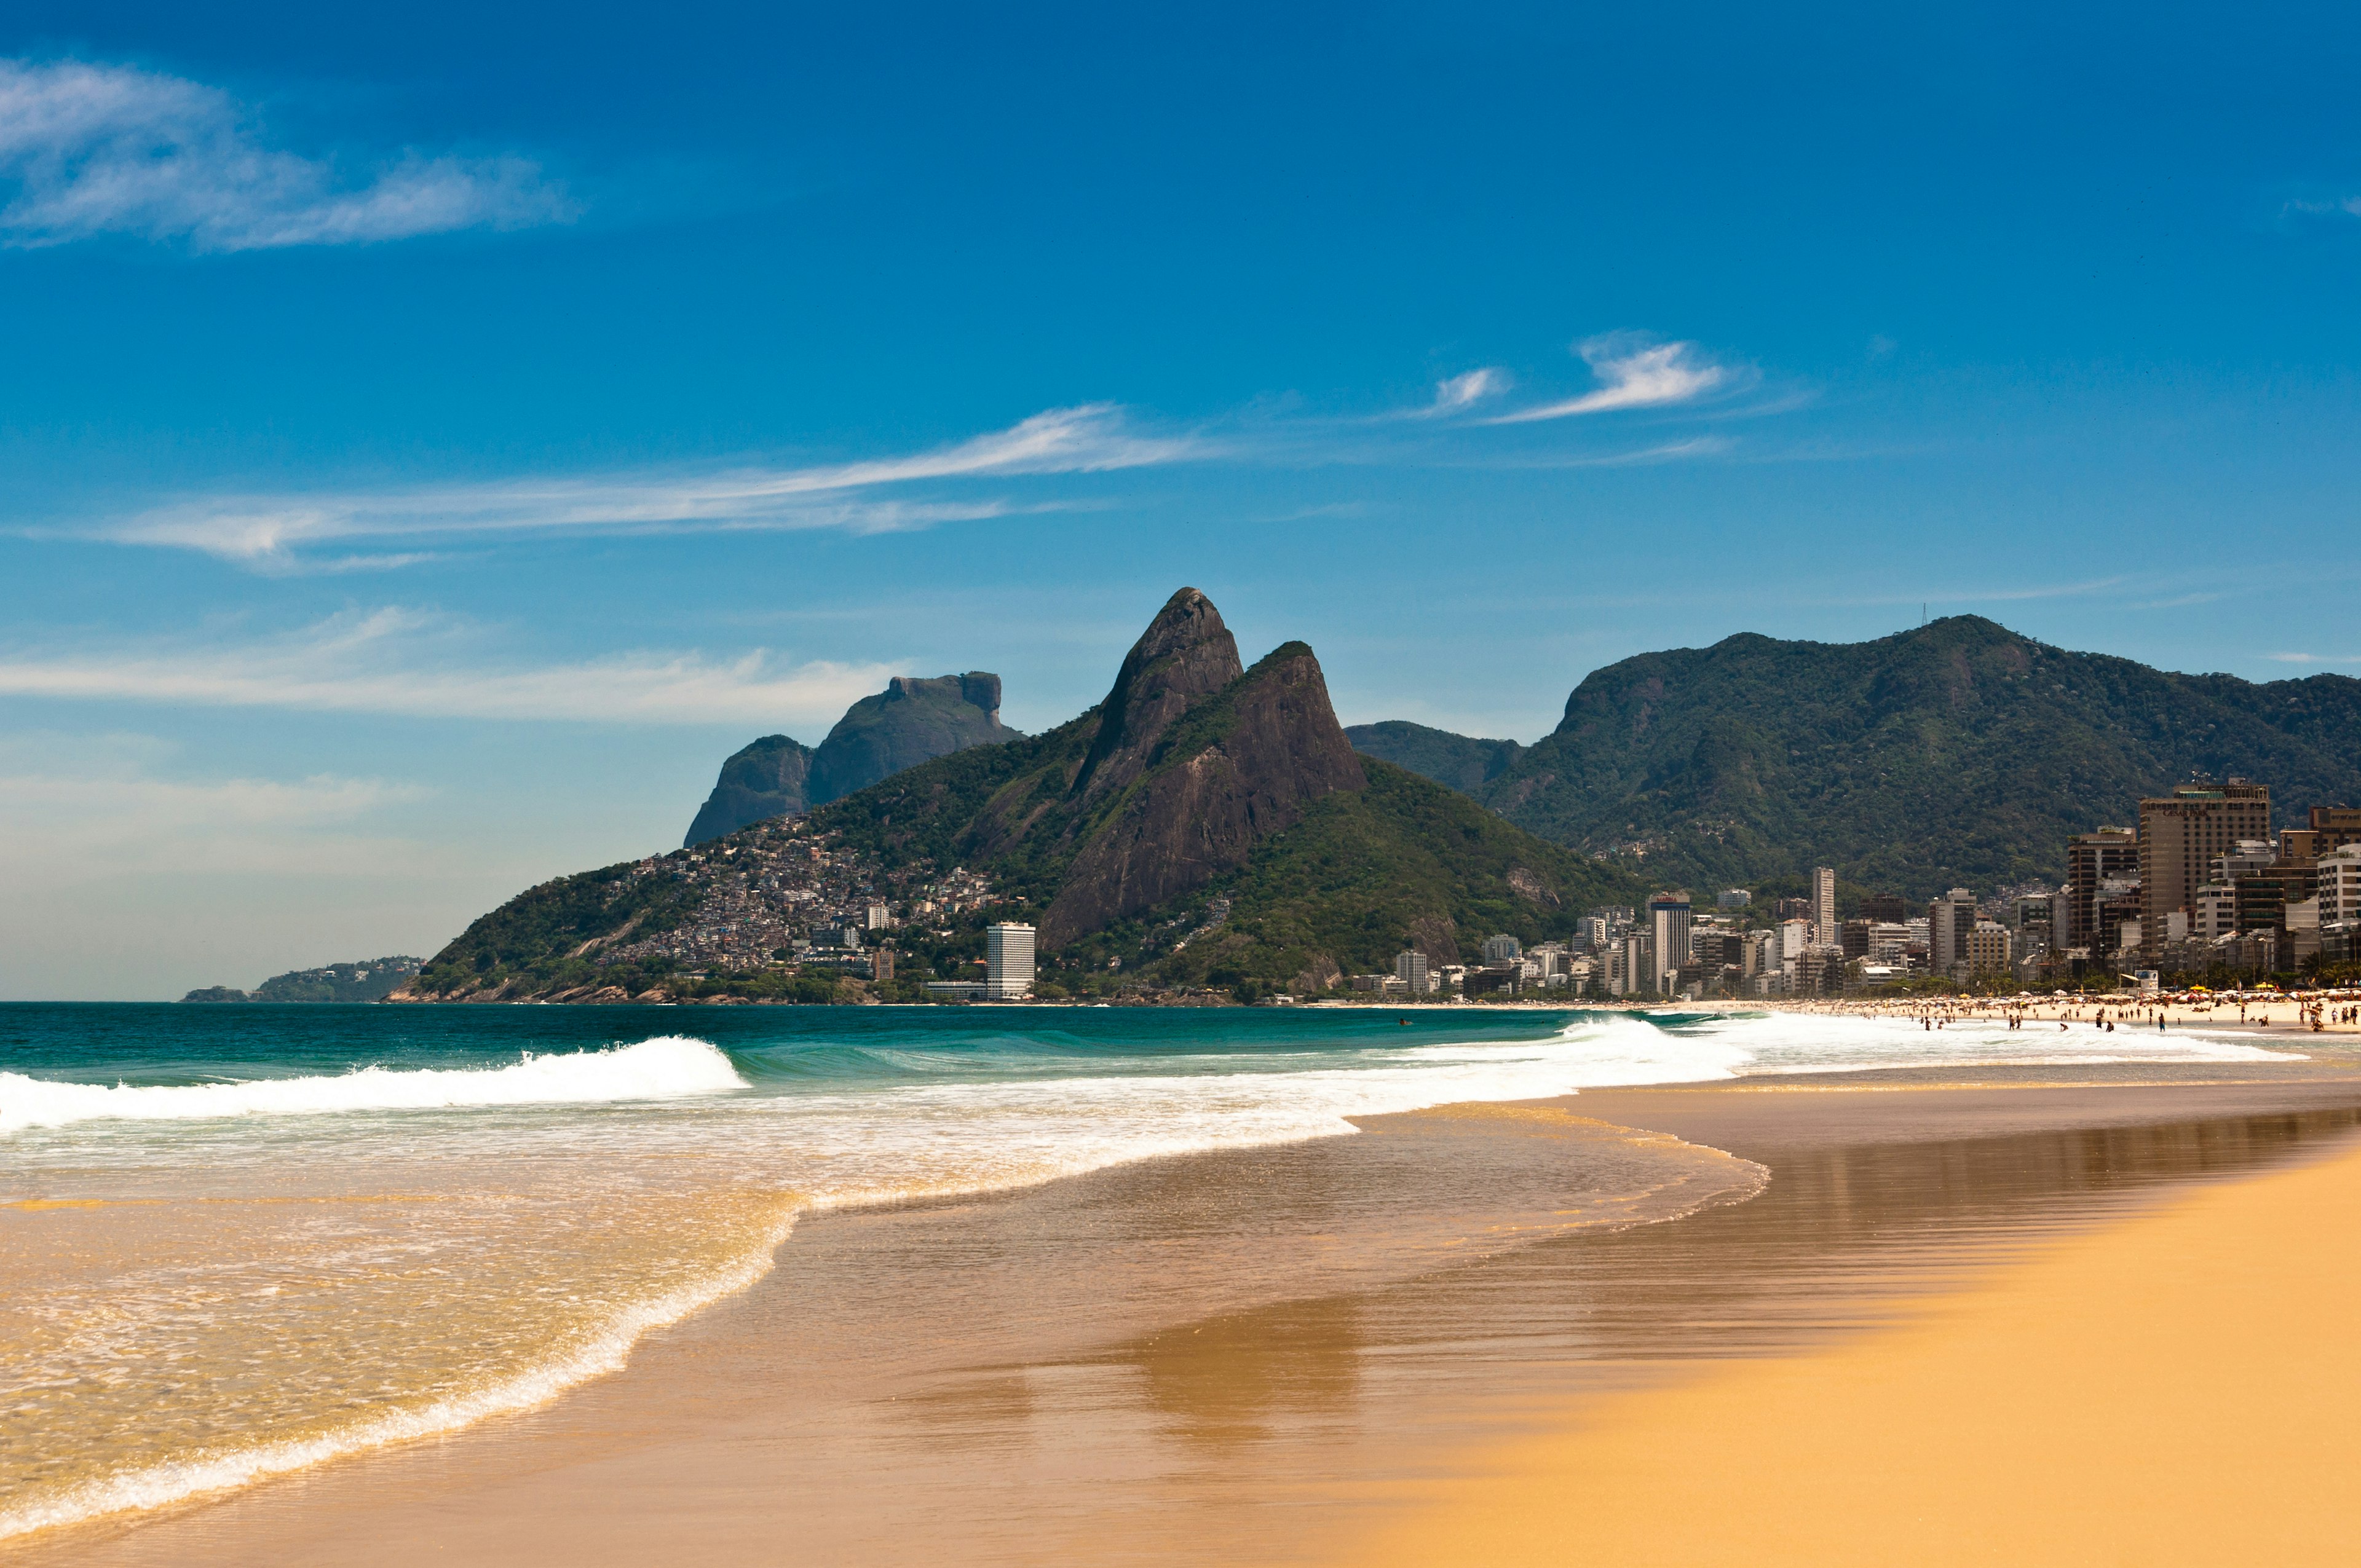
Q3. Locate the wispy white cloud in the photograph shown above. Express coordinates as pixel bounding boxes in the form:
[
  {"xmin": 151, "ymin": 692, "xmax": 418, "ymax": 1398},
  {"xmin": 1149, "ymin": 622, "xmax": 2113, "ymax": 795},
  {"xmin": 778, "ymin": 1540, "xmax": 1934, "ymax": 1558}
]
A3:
[
  {"xmin": 51, "ymin": 335, "xmax": 1778, "ymax": 570},
  {"xmin": 1486, "ymin": 336, "xmax": 1742, "ymax": 423},
  {"xmin": 0, "ymin": 57, "xmax": 573, "ymax": 250},
  {"xmin": 0, "ymin": 608, "xmax": 908, "ymax": 726},
  {"xmin": 1468, "ymin": 436, "xmax": 1734, "ymax": 470},
  {"xmin": 84, "ymin": 403, "xmax": 1195, "ymax": 565},
  {"xmin": 2264, "ymin": 651, "xmax": 2361, "ymax": 664},
  {"xmin": 2281, "ymin": 194, "xmax": 2361, "ymax": 221},
  {"xmin": 0, "ymin": 728, "xmax": 433, "ymax": 892},
  {"xmin": 1412, "ymin": 368, "xmax": 1511, "ymax": 417}
]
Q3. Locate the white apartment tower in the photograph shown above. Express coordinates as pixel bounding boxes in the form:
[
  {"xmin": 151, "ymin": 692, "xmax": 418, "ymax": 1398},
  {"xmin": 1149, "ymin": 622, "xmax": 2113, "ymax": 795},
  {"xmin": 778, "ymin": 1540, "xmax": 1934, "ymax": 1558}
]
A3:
[
  {"xmin": 1811, "ymin": 866, "xmax": 1837, "ymax": 947},
  {"xmin": 985, "ymin": 923, "xmax": 1037, "ymax": 999},
  {"xmin": 1928, "ymin": 889, "xmax": 1978, "ymax": 971}
]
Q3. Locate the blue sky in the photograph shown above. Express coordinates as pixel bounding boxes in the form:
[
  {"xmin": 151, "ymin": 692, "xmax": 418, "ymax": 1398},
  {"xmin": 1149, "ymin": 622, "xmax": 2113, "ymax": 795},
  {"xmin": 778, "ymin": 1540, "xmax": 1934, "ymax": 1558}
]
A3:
[{"xmin": 5, "ymin": 2, "xmax": 2360, "ymax": 996}]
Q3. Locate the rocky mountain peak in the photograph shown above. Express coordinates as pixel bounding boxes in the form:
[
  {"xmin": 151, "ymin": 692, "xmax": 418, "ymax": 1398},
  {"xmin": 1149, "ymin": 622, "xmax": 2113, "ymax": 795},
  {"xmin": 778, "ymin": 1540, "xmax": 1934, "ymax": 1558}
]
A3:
[
  {"xmin": 1041, "ymin": 637, "xmax": 1366, "ymax": 945},
  {"xmin": 1070, "ymin": 587, "xmax": 1244, "ymax": 804}
]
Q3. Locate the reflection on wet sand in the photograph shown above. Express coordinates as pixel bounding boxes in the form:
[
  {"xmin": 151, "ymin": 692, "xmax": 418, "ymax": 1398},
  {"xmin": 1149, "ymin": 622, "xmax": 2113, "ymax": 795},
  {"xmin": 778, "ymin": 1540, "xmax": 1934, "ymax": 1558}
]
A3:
[{"xmin": 32, "ymin": 1071, "xmax": 2361, "ymax": 1567}]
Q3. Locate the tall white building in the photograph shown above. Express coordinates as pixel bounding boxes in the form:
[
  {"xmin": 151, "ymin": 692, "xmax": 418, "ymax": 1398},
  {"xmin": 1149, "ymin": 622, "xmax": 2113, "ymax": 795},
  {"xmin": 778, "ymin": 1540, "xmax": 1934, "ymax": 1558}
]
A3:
[
  {"xmin": 2319, "ymin": 845, "xmax": 2361, "ymax": 925},
  {"xmin": 985, "ymin": 923, "xmax": 1036, "ymax": 999},
  {"xmin": 1481, "ymin": 933, "xmax": 1522, "ymax": 965},
  {"xmin": 1811, "ymin": 866, "xmax": 1837, "ymax": 947},
  {"xmin": 1394, "ymin": 949, "xmax": 1432, "ymax": 994},
  {"xmin": 1647, "ymin": 893, "xmax": 1692, "ymax": 995},
  {"xmin": 1928, "ymin": 889, "xmax": 1977, "ymax": 971},
  {"xmin": 1619, "ymin": 931, "xmax": 1651, "ymax": 998}
]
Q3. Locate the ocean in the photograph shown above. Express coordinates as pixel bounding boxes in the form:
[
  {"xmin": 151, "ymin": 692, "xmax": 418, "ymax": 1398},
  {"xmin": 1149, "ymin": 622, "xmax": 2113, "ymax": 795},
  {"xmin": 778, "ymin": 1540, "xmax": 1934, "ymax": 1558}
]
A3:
[{"xmin": 0, "ymin": 1001, "xmax": 2290, "ymax": 1542}]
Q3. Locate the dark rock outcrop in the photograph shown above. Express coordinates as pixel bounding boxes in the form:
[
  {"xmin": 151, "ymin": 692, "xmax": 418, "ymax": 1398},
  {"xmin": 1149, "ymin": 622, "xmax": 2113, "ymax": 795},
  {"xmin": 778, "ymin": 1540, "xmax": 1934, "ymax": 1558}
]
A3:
[
  {"xmin": 683, "ymin": 674, "xmax": 1019, "ymax": 847},
  {"xmin": 685, "ymin": 735, "xmax": 813, "ymax": 847},
  {"xmin": 1070, "ymin": 588, "xmax": 1243, "ymax": 805},
  {"xmin": 806, "ymin": 672, "xmax": 1017, "ymax": 808},
  {"xmin": 1042, "ymin": 640, "xmax": 1366, "ymax": 944}
]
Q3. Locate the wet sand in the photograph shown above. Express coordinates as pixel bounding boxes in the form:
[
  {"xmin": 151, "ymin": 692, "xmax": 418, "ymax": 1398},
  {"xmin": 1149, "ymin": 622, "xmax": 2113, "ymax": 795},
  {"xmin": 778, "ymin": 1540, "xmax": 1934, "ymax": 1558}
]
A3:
[
  {"xmin": 1352, "ymin": 1081, "xmax": 2361, "ymax": 1564},
  {"xmin": 23, "ymin": 1057, "xmax": 2361, "ymax": 1564}
]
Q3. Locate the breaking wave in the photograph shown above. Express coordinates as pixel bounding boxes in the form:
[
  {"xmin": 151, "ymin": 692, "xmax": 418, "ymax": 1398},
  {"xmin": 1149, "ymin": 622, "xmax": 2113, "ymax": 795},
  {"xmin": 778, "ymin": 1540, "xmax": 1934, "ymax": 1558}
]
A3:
[{"xmin": 0, "ymin": 1036, "xmax": 746, "ymax": 1133}]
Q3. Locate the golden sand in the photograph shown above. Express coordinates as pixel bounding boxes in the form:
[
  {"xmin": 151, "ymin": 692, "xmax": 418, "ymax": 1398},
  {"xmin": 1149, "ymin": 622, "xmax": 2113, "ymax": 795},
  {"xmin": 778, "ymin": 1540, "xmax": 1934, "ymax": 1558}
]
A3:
[{"xmin": 1348, "ymin": 1130, "xmax": 2361, "ymax": 1566}]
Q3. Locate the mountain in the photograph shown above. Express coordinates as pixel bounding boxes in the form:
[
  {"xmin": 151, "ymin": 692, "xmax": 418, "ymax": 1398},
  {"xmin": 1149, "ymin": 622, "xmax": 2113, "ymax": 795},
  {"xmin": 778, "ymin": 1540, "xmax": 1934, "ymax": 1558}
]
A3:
[
  {"xmin": 683, "ymin": 671, "xmax": 1017, "ymax": 846},
  {"xmin": 684, "ymin": 735, "xmax": 812, "ymax": 846},
  {"xmin": 807, "ymin": 672, "xmax": 1016, "ymax": 806},
  {"xmin": 401, "ymin": 589, "xmax": 1643, "ymax": 1004},
  {"xmin": 181, "ymin": 956, "xmax": 422, "ymax": 1004},
  {"xmin": 1351, "ymin": 617, "xmax": 2361, "ymax": 900},
  {"xmin": 1342, "ymin": 721, "xmax": 1524, "ymax": 795}
]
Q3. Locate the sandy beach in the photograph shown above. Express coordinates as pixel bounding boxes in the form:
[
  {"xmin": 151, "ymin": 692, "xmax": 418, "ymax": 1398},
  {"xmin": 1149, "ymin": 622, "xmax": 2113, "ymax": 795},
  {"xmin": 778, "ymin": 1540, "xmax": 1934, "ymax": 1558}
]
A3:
[
  {"xmin": 23, "ymin": 1047, "xmax": 2361, "ymax": 1566},
  {"xmin": 1350, "ymin": 1084, "xmax": 2361, "ymax": 1564}
]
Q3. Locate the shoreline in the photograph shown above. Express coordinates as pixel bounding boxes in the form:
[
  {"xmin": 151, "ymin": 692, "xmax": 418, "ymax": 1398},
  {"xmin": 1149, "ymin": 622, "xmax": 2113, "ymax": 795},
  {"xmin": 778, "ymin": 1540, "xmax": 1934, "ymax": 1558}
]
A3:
[
  {"xmin": 27, "ymin": 1061, "xmax": 2361, "ymax": 1565},
  {"xmin": 1345, "ymin": 1100, "xmax": 2361, "ymax": 1565}
]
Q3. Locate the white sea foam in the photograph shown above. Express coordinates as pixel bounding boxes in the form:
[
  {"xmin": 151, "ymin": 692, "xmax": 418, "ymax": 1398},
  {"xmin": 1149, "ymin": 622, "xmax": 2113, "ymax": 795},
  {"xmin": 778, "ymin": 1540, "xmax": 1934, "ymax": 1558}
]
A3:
[
  {"xmin": 0, "ymin": 1035, "xmax": 746, "ymax": 1133},
  {"xmin": 1656, "ymin": 1008, "xmax": 2295, "ymax": 1074},
  {"xmin": 0, "ymin": 1205, "xmax": 801, "ymax": 1544}
]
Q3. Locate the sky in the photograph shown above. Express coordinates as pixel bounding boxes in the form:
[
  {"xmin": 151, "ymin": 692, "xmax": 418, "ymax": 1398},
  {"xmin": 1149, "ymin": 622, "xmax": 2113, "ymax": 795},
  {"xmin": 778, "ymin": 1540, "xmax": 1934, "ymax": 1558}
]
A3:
[{"xmin": 4, "ymin": 1, "xmax": 2360, "ymax": 998}]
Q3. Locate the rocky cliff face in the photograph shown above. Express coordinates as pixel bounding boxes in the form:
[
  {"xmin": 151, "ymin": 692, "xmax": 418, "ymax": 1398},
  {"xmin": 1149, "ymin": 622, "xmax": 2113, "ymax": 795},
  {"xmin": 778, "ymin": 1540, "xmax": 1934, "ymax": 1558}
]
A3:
[
  {"xmin": 1042, "ymin": 639, "xmax": 1366, "ymax": 944},
  {"xmin": 1069, "ymin": 588, "xmax": 1243, "ymax": 805},
  {"xmin": 684, "ymin": 735, "xmax": 813, "ymax": 846},
  {"xmin": 806, "ymin": 671, "xmax": 1017, "ymax": 807},
  {"xmin": 683, "ymin": 672, "xmax": 1018, "ymax": 846}
]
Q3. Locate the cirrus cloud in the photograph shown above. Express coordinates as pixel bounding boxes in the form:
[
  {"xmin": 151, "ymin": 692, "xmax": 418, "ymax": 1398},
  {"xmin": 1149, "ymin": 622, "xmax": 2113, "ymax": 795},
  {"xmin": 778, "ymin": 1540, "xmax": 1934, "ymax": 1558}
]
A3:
[
  {"xmin": 0, "ymin": 607, "xmax": 909, "ymax": 727},
  {"xmin": 88, "ymin": 403, "xmax": 1200, "ymax": 565},
  {"xmin": 1485, "ymin": 335, "xmax": 1743, "ymax": 423},
  {"xmin": 0, "ymin": 56, "xmax": 574, "ymax": 250}
]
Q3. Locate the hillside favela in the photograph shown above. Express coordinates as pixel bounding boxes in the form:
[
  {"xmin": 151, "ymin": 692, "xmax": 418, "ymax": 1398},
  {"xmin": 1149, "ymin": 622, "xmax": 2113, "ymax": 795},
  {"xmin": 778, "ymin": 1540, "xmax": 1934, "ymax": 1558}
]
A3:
[{"xmin": 8, "ymin": 7, "xmax": 2361, "ymax": 1567}]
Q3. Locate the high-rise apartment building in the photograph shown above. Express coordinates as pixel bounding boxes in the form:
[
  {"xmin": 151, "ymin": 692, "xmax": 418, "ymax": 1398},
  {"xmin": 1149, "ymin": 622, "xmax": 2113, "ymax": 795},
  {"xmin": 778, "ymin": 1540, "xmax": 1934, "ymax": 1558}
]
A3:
[
  {"xmin": 2316, "ymin": 807, "xmax": 2361, "ymax": 849},
  {"xmin": 1481, "ymin": 933, "xmax": 1522, "ymax": 966},
  {"xmin": 2138, "ymin": 779, "xmax": 2270, "ymax": 957},
  {"xmin": 2287, "ymin": 808, "xmax": 2361, "ymax": 864},
  {"xmin": 1621, "ymin": 931, "xmax": 1652, "ymax": 998},
  {"xmin": 2064, "ymin": 827, "xmax": 2137, "ymax": 948},
  {"xmin": 1928, "ymin": 889, "xmax": 1978, "ymax": 972},
  {"xmin": 2319, "ymin": 844, "xmax": 2361, "ymax": 926},
  {"xmin": 1394, "ymin": 949, "xmax": 1432, "ymax": 995},
  {"xmin": 984, "ymin": 923, "xmax": 1036, "ymax": 999},
  {"xmin": 1810, "ymin": 866, "xmax": 1837, "ymax": 947},
  {"xmin": 1966, "ymin": 920, "xmax": 2012, "ymax": 976},
  {"xmin": 1647, "ymin": 893, "xmax": 1693, "ymax": 995},
  {"xmin": 2068, "ymin": 826, "xmax": 2143, "ymax": 949}
]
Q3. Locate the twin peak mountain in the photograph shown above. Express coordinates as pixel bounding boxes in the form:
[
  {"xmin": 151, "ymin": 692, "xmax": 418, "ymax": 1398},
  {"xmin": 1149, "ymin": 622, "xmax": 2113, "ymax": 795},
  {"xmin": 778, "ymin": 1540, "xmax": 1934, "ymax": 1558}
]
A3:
[
  {"xmin": 692, "ymin": 586, "xmax": 1370, "ymax": 943},
  {"xmin": 406, "ymin": 588, "xmax": 1619, "ymax": 1000}
]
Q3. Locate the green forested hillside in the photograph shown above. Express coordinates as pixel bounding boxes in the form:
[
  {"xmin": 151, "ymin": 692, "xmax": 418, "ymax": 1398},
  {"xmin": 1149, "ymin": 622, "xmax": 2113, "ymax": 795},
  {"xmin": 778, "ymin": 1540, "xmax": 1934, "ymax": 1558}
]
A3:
[
  {"xmin": 1114, "ymin": 759, "xmax": 1645, "ymax": 993},
  {"xmin": 1340, "ymin": 721, "xmax": 1524, "ymax": 795},
  {"xmin": 1352, "ymin": 617, "xmax": 2361, "ymax": 900}
]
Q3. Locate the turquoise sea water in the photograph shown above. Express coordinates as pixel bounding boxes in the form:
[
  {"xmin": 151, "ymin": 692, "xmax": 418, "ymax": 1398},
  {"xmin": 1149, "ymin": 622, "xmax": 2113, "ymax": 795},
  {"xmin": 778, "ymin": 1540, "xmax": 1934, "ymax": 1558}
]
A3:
[{"xmin": 0, "ymin": 1001, "xmax": 2289, "ymax": 1542}]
